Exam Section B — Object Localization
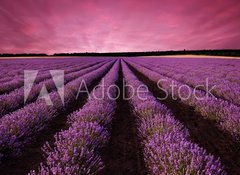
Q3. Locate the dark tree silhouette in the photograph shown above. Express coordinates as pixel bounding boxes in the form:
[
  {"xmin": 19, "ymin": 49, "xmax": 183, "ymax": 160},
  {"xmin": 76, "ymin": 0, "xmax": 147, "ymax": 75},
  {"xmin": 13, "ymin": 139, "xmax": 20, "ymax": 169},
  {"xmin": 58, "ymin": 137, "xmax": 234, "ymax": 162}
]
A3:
[{"xmin": 1, "ymin": 50, "xmax": 240, "ymax": 57}]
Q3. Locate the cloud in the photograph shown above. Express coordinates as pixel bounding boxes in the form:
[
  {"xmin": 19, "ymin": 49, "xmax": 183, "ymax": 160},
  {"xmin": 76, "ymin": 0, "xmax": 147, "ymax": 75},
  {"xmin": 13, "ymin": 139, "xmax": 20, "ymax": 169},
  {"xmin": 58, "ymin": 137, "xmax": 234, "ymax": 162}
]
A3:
[{"xmin": 0, "ymin": 0, "xmax": 239, "ymax": 54}]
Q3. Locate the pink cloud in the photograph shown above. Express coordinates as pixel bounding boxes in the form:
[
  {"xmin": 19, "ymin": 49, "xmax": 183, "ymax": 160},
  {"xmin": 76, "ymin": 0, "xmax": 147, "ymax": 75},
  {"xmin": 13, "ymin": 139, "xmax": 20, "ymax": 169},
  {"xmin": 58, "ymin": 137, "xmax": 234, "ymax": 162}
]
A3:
[{"xmin": 0, "ymin": 0, "xmax": 239, "ymax": 54}]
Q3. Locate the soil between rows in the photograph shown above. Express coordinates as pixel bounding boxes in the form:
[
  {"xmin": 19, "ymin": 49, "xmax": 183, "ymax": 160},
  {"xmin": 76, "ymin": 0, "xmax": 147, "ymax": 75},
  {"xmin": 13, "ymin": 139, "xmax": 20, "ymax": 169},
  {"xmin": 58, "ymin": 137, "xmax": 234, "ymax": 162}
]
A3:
[
  {"xmin": 0, "ymin": 63, "xmax": 113, "ymax": 175},
  {"xmin": 126, "ymin": 61, "xmax": 240, "ymax": 175},
  {"xmin": 141, "ymin": 63, "xmax": 240, "ymax": 107},
  {"xmin": 98, "ymin": 65, "xmax": 147, "ymax": 175},
  {"xmin": 0, "ymin": 61, "xmax": 106, "ymax": 118}
]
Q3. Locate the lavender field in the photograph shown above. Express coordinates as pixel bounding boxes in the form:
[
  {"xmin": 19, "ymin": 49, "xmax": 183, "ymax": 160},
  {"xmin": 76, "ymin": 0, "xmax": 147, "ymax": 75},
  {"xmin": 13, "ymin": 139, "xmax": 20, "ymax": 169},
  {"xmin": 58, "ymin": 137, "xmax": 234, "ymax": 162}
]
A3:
[{"xmin": 0, "ymin": 56, "xmax": 239, "ymax": 175}]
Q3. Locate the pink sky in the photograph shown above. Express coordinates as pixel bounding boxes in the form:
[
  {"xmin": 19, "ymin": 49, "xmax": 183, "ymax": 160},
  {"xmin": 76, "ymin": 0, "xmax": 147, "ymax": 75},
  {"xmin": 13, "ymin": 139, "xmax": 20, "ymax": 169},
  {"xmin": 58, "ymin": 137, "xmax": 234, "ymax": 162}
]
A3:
[{"xmin": 0, "ymin": 0, "xmax": 240, "ymax": 54}]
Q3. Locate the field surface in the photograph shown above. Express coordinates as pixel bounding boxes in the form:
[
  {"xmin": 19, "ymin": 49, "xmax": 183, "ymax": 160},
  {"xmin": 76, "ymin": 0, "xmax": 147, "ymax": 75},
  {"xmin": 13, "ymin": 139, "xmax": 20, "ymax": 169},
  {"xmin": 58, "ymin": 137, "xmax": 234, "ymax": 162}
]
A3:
[{"xmin": 0, "ymin": 56, "xmax": 239, "ymax": 175}]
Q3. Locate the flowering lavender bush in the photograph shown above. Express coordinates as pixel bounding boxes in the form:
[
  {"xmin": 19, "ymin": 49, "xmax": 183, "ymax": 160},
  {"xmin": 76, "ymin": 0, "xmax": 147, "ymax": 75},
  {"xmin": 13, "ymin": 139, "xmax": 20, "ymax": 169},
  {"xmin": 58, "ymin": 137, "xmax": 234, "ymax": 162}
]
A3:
[
  {"xmin": 131, "ymin": 58, "xmax": 240, "ymax": 106},
  {"xmin": 0, "ymin": 61, "xmax": 107, "ymax": 117},
  {"xmin": 0, "ymin": 61, "xmax": 114, "ymax": 161},
  {"xmin": 121, "ymin": 60, "xmax": 226, "ymax": 175},
  {"xmin": 0, "ymin": 60, "xmax": 86, "ymax": 95},
  {"xmin": 0, "ymin": 57, "xmax": 238, "ymax": 174},
  {"xmin": 30, "ymin": 122, "xmax": 108, "ymax": 175},
  {"xmin": 126, "ymin": 60, "xmax": 240, "ymax": 140},
  {"xmin": 29, "ymin": 60, "xmax": 120, "ymax": 174}
]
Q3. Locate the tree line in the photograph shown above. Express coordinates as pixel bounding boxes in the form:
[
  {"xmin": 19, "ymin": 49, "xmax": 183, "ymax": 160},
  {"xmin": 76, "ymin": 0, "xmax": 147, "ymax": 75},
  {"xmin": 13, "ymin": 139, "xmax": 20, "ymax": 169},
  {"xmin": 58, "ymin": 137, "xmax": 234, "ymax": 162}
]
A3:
[{"xmin": 1, "ymin": 49, "xmax": 240, "ymax": 57}]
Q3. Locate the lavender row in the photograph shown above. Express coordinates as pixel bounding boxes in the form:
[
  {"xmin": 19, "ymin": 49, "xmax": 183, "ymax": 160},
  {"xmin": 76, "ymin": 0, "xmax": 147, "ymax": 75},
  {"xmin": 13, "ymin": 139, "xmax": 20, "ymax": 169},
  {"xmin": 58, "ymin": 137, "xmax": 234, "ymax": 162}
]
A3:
[
  {"xmin": 0, "ymin": 60, "xmax": 104, "ymax": 99},
  {"xmin": 0, "ymin": 61, "xmax": 108, "ymax": 117},
  {"xmin": 0, "ymin": 61, "xmax": 78, "ymax": 94},
  {"xmin": 0, "ymin": 60, "xmax": 101, "ymax": 84},
  {"xmin": 0, "ymin": 61, "xmax": 79, "ymax": 87},
  {"xmin": 0, "ymin": 61, "xmax": 64, "ymax": 81},
  {"xmin": 0, "ymin": 60, "xmax": 104, "ymax": 95},
  {"xmin": 126, "ymin": 60, "xmax": 240, "ymax": 140},
  {"xmin": 134, "ymin": 59, "xmax": 240, "ymax": 106},
  {"xmin": 0, "ymin": 57, "xmax": 99, "ymax": 80},
  {"xmin": 0, "ymin": 61, "xmax": 114, "ymax": 162},
  {"xmin": 130, "ymin": 57, "xmax": 240, "ymax": 84},
  {"xmin": 121, "ymin": 61, "xmax": 226, "ymax": 174},
  {"xmin": 29, "ymin": 60, "xmax": 120, "ymax": 174}
]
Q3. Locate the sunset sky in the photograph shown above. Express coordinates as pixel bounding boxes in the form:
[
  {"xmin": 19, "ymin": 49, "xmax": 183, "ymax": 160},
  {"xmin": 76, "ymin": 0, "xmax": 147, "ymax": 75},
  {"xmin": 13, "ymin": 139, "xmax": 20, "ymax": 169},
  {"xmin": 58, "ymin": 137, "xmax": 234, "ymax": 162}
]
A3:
[{"xmin": 0, "ymin": 0, "xmax": 240, "ymax": 54}]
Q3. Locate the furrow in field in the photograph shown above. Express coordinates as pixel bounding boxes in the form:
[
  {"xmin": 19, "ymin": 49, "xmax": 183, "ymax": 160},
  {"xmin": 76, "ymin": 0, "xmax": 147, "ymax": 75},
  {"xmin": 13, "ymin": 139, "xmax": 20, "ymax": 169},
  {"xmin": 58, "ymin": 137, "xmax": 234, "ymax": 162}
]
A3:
[
  {"xmin": 126, "ymin": 60, "xmax": 240, "ymax": 140},
  {"xmin": 0, "ymin": 61, "xmax": 79, "ymax": 88},
  {"xmin": 99, "ymin": 62, "xmax": 146, "ymax": 175},
  {"xmin": 133, "ymin": 60, "xmax": 240, "ymax": 107},
  {"xmin": 0, "ymin": 60, "xmax": 104, "ymax": 95},
  {"xmin": 0, "ymin": 61, "xmax": 114, "ymax": 165},
  {"xmin": 28, "ymin": 60, "xmax": 120, "ymax": 175},
  {"xmin": 125, "ymin": 60, "xmax": 240, "ymax": 175},
  {"xmin": 0, "ymin": 61, "xmax": 108, "ymax": 117}
]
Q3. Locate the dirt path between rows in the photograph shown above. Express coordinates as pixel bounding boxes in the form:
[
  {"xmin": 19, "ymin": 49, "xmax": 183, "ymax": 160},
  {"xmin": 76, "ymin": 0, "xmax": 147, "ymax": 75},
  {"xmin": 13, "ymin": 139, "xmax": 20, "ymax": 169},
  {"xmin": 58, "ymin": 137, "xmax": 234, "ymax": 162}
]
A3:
[
  {"xmin": 99, "ymin": 66, "xmax": 147, "ymax": 175},
  {"xmin": 0, "ymin": 63, "xmax": 113, "ymax": 175},
  {"xmin": 127, "ymin": 61, "xmax": 240, "ymax": 175}
]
